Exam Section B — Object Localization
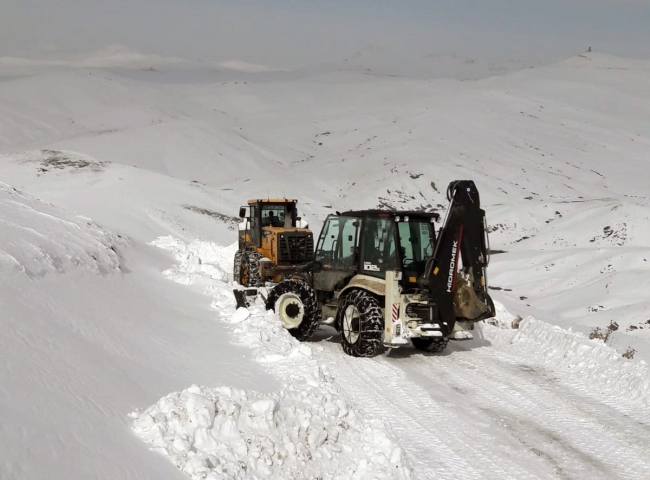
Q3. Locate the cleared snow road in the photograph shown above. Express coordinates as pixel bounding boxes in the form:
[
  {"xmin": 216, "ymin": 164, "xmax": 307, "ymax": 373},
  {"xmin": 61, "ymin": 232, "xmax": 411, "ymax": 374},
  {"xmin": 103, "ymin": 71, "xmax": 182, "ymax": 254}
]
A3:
[{"xmin": 313, "ymin": 327, "xmax": 650, "ymax": 480}]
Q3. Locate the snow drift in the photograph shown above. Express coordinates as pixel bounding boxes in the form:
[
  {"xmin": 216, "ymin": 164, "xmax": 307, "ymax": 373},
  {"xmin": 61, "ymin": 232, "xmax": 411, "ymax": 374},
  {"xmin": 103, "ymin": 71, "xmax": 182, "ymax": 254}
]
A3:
[
  {"xmin": 0, "ymin": 181, "xmax": 122, "ymax": 275},
  {"xmin": 510, "ymin": 317, "xmax": 648, "ymax": 407}
]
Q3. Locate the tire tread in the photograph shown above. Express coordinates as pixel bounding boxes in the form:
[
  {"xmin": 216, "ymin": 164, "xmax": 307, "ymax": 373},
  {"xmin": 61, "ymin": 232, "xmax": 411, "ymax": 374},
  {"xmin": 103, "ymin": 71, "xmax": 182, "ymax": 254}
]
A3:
[
  {"xmin": 338, "ymin": 290, "xmax": 383, "ymax": 357},
  {"xmin": 266, "ymin": 278, "xmax": 322, "ymax": 341}
]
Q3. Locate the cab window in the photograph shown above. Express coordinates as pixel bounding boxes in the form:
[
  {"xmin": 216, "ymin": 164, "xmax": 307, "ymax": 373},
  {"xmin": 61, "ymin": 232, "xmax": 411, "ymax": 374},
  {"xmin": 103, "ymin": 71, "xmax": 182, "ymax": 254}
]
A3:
[
  {"xmin": 397, "ymin": 220, "xmax": 434, "ymax": 265},
  {"xmin": 359, "ymin": 217, "xmax": 398, "ymax": 278},
  {"xmin": 315, "ymin": 215, "xmax": 358, "ymax": 268},
  {"xmin": 397, "ymin": 219, "xmax": 435, "ymax": 279}
]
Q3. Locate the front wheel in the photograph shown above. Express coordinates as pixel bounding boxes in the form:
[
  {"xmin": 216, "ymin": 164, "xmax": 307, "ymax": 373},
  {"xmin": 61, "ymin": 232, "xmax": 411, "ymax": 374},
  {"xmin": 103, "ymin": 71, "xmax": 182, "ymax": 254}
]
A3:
[
  {"xmin": 411, "ymin": 337, "xmax": 449, "ymax": 353},
  {"xmin": 338, "ymin": 290, "xmax": 383, "ymax": 357},
  {"xmin": 266, "ymin": 278, "xmax": 322, "ymax": 341}
]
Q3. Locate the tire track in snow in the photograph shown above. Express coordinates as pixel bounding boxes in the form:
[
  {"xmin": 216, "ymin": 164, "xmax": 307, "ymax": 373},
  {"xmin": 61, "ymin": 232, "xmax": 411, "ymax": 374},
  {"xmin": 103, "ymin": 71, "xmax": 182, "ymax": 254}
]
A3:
[
  {"xmin": 316, "ymin": 334, "xmax": 558, "ymax": 480},
  {"xmin": 398, "ymin": 344, "xmax": 650, "ymax": 480},
  {"xmin": 315, "ymin": 330, "xmax": 650, "ymax": 480}
]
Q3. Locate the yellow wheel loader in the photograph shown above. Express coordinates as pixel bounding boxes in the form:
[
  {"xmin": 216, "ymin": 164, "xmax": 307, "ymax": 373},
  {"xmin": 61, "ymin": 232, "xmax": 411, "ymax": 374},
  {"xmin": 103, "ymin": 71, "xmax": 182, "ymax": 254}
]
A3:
[{"xmin": 234, "ymin": 199, "xmax": 315, "ymax": 289}]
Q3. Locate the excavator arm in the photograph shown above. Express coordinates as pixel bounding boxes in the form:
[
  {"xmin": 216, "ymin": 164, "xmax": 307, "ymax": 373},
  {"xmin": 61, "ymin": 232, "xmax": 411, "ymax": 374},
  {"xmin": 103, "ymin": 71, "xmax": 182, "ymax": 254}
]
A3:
[{"xmin": 420, "ymin": 180, "xmax": 495, "ymax": 327}]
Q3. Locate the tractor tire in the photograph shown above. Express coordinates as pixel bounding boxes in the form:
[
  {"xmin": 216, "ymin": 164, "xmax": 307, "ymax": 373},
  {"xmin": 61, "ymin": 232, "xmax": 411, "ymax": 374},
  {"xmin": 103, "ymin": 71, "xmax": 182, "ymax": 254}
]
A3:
[
  {"xmin": 233, "ymin": 250, "xmax": 243, "ymax": 284},
  {"xmin": 338, "ymin": 290, "xmax": 383, "ymax": 357},
  {"xmin": 266, "ymin": 278, "xmax": 322, "ymax": 341},
  {"xmin": 242, "ymin": 251, "xmax": 263, "ymax": 287},
  {"xmin": 411, "ymin": 337, "xmax": 449, "ymax": 353}
]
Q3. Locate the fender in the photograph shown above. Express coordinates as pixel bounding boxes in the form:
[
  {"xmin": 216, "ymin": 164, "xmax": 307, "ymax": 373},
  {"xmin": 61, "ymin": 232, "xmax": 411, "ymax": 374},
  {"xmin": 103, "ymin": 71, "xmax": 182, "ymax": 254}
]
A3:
[{"xmin": 339, "ymin": 274, "xmax": 386, "ymax": 298}]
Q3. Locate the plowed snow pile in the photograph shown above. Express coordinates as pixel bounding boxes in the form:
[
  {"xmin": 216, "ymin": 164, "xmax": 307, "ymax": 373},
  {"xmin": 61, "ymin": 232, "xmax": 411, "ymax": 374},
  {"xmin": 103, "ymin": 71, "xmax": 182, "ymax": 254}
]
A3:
[
  {"xmin": 130, "ymin": 237, "xmax": 411, "ymax": 480},
  {"xmin": 484, "ymin": 307, "xmax": 650, "ymax": 409}
]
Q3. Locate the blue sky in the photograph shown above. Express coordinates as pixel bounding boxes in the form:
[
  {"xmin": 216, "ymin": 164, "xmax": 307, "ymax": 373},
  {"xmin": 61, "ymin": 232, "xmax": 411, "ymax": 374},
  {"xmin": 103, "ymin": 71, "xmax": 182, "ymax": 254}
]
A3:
[{"xmin": 2, "ymin": 0, "xmax": 649, "ymax": 67}]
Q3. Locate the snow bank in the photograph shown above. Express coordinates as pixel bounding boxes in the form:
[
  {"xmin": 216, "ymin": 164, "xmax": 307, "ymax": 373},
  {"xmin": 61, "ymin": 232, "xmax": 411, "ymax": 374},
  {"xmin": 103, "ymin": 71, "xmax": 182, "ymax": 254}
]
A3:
[
  {"xmin": 513, "ymin": 317, "xmax": 649, "ymax": 406},
  {"xmin": 0, "ymin": 181, "xmax": 122, "ymax": 275},
  {"xmin": 132, "ymin": 237, "xmax": 411, "ymax": 480},
  {"xmin": 131, "ymin": 383, "xmax": 406, "ymax": 480},
  {"xmin": 150, "ymin": 236, "xmax": 234, "ymax": 285},
  {"xmin": 482, "ymin": 313, "xmax": 650, "ymax": 409}
]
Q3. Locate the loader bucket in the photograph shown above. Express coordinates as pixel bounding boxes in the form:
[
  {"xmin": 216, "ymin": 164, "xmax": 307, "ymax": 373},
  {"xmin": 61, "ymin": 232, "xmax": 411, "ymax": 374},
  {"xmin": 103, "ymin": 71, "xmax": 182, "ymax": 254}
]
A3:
[{"xmin": 233, "ymin": 288, "xmax": 262, "ymax": 309}]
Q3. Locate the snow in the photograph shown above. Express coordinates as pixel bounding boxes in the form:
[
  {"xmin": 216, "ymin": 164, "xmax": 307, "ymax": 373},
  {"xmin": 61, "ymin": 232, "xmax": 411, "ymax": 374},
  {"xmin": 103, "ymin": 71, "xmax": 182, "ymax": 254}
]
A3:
[
  {"xmin": 216, "ymin": 60, "xmax": 284, "ymax": 73},
  {"xmin": 136, "ymin": 237, "xmax": 411, "ymax": 479},
  {"xmin": 0, "ymin": 181, "xmax": 122, "ymax": 275},
  {"xmin": 140, "ymin": 237, "xmax": 650, "ymax": 479},
  {"xmin": 0, "ymin": 167, "xmax": 276, "ymax": 480},
  {"xmin": 0, "ymin": 45, "xmax": 284, "ymax": 78},
  {"xmin": 1, "ymin": 50, "xmax": 650, "ymax": 479},
  {"xmin": 484, "ymin": 310, "xmax": 650, "ymax": 410}
]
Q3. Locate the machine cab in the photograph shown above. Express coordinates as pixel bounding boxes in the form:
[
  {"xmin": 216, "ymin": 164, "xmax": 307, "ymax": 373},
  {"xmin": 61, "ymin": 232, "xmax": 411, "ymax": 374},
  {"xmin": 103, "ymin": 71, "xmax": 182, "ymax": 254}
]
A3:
[
  {"xmin": 314, "ymin": 211, "xmax": 437, "ymax": 291},
  {"xmin": 239, "ymin": 199, "xmax": 301, "ymax": 248}
]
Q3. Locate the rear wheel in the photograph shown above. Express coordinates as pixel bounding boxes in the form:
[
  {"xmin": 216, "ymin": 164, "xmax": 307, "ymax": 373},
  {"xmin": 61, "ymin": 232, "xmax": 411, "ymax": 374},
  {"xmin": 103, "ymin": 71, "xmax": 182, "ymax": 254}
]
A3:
[
  {"xmin": 411, "ymin": 337, "xmax": 449, "ymax": 353},
  {"xmin": 266, "ymin": 278, "xmax": 322, "ymax": 341},
  {"xmin": 338, "ymin": 290, "xmax": 383, "ymax": 357},
  {"xmin": 242, "ymin": 251, "xmax": 263, "ymax": 287},
  {"xmin": 233, "ymin": 250, "xmax": 243, "ymax": 284}
]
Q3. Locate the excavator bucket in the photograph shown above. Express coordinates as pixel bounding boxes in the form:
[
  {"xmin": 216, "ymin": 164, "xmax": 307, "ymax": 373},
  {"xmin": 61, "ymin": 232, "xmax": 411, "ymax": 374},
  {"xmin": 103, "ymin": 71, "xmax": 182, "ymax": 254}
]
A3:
[{"xmin": 453, "ymin": 270, "xmax": 494, "ymax": 320}]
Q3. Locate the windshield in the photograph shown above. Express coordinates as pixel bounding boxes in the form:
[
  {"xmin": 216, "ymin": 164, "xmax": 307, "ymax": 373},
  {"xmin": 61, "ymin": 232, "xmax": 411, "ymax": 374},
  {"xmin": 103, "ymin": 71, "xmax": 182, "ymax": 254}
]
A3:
[
  {"xmin": 261, "ymin": 204, "xmax": 288, "ymax": 227},
  {"xmin": 315, "ymin": 215, "xmax": 358, "ymax": 268}
]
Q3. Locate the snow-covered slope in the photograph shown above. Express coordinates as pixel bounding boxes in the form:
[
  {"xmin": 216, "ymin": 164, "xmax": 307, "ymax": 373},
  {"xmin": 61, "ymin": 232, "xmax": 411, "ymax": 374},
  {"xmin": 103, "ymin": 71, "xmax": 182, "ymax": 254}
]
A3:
[
  {"xmin": 0, "ymin": 149, "xmax": 240, "ymax": 245},
  {"xmin": 0, "ymin": 162, "xmax": 275, "ymax": 479},
  {"xmin": 0, "ymin": 44, "xmax": 283, "ymax": 78},
  {"xmin": 331, "ymin": 45, "xmax": 543, "ymax": 80},
  {"xmin": 1, "ymin": 52, "xmax": 649, "ymax": 479},
  {"xmin": 0, "ymin": 181, "xmax": 121, "ymax": 275}
]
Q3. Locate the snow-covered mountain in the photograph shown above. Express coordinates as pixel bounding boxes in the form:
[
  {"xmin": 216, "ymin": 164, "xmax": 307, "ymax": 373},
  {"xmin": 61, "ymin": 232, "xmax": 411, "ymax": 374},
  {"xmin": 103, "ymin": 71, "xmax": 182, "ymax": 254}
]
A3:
[
  {"xmin": 1, "ymin": 51, "xmax": 649, "ymax": 479},
  {"xmin": 330, "ymin": 45, "xmax": 543, "ymax": 79},
  {"xmin": 0, "ymin": 44, "xmax": 284, "ymax": 78}
]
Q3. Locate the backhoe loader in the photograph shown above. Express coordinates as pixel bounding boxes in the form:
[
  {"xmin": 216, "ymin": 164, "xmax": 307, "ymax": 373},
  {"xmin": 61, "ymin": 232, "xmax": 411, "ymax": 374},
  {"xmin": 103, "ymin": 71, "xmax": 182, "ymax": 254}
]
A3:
[{"xmin": 265, "ymin": 180, "xmax": 496, "ymax": 353}]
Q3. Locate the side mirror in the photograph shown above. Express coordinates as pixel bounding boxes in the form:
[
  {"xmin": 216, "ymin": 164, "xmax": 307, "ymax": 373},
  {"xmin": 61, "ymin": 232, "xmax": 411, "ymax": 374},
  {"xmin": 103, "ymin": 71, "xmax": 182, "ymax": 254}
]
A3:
[{"xmin": 239, "ymin": 207, "xmax": 246, "ymax": 218}]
